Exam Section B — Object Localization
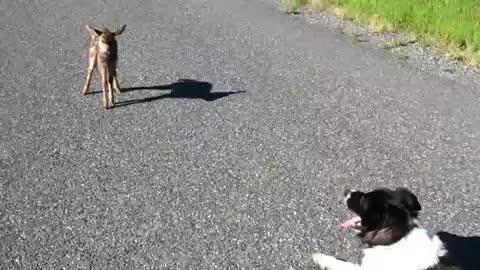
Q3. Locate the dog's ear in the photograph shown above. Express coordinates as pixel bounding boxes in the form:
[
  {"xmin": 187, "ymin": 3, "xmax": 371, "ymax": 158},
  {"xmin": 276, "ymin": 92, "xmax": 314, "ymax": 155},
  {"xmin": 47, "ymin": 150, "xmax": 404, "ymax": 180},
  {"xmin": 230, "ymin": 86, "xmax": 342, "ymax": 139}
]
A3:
[
  {"xmin": 86, "ymin": 25, "xmax": 102, "ymax": 37},
  {"xmin": 359, "ymin": 196, "xmax": 369, "ymax": 211},
  {"xmin": 114, "ymin": 24, "xmax": 126, "ymax": 36},
  {"xmin": 395, "ymin": 188, "xmax": 421, "ymax": 212}
]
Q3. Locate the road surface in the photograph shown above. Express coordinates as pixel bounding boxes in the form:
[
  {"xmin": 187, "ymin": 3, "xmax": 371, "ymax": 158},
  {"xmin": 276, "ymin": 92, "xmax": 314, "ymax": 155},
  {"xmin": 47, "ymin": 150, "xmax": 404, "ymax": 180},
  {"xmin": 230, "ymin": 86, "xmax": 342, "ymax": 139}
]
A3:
[{"xmin": 2, "ymin": 0, "xmax": 480, "ymax": 268}]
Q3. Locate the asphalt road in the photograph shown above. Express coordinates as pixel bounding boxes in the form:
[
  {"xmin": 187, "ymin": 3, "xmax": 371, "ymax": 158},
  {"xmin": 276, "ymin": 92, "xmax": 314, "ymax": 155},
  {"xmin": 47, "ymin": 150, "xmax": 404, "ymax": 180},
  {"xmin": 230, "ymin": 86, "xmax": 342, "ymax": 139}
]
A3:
[{"xmin": 2, "ymin": 0, "xmax": 480, "ymax": 269}]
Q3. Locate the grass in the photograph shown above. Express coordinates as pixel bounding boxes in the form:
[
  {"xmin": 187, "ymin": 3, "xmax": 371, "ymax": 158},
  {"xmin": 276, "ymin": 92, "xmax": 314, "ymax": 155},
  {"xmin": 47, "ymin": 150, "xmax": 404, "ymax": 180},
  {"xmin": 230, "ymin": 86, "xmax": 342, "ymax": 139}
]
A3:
[{"xmin": 283, "ymin": 0, "xmax": 480, "ymax": 66}]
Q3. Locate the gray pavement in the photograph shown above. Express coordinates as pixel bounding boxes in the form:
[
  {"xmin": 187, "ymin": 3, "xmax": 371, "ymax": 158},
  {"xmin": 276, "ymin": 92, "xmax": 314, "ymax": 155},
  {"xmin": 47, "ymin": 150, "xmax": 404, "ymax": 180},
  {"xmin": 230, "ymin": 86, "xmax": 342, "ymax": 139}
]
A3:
[{"xmin": 1, "ymin": 0, "xmax": 480, "ymax": 269}]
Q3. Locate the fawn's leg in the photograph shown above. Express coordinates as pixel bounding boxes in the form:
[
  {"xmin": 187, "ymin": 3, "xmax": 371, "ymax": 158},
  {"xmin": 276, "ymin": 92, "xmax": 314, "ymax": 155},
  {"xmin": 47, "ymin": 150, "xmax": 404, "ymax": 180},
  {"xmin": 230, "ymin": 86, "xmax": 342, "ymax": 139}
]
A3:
[
  {"xmin": 112, "ymin": 71, "xmax": 121, "ymax": 95},
  {"xmin": 100, "ymin": 68, "xmax": 109, "ymax": 109},
  {"xmin": 108, "ymin": 75, "xmax": 115, "ymax": 107},
  {"xmin": 83, "ymin": 51, "xmax": 96, "ymax": 95}
]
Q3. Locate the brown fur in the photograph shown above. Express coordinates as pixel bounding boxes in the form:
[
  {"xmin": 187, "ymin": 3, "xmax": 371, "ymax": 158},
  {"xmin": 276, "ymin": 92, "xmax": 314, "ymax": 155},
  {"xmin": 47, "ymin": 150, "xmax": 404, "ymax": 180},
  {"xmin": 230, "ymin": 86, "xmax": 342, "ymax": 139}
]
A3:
[{"xmin": 83, "ymin": 25, "xmax": 126, "ymax": 109}]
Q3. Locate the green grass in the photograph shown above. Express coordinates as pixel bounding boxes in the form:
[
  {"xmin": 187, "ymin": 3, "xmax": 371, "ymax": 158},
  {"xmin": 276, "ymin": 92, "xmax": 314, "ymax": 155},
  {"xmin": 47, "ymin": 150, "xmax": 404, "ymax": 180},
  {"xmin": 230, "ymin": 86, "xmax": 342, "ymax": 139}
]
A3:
[{"xmin": 284, "ymin": 0, "xmax": 480, "ymax": 66}]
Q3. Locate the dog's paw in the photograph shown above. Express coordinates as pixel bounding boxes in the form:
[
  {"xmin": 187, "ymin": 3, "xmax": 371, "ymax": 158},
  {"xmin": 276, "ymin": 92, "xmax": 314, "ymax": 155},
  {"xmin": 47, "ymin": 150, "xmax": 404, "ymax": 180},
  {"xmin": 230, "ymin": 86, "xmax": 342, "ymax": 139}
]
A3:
[{"xmin": 312, "ymin": 253, "xmax": 338, "ymax": 270}]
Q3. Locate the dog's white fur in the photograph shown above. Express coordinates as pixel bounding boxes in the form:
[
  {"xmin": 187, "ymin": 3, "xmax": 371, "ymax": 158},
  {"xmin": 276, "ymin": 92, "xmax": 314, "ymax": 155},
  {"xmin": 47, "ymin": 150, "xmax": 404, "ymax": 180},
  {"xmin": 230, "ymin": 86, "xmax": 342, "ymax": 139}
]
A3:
[{"xmin": 312, "ymin": 227, "xmax": 447, "ymax": 270}]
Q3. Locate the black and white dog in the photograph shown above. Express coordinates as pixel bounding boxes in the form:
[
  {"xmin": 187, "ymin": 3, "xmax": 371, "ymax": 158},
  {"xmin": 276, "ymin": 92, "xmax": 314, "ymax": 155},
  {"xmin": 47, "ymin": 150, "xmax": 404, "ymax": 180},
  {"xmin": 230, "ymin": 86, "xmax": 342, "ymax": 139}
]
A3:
[{"xmin": 312, "ymin": 188, "xmax": 461, "ymax": 270}]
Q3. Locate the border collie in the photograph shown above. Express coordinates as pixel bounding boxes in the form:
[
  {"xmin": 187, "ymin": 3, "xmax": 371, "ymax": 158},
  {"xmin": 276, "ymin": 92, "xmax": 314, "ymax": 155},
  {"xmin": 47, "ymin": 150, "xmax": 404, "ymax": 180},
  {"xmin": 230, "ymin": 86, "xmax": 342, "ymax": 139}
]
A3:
[{"xmin": 312, "ymin": 188, "xmax": 461, "ymax": 270}]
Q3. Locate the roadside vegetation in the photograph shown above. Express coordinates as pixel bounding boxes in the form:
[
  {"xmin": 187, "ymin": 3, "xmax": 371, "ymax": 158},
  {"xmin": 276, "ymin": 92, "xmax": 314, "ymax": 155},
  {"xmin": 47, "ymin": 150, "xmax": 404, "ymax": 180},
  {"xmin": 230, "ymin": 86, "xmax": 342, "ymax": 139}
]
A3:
[{"xmin": 282, "ymin": 0, "xmax": 480, "ymax": 66}]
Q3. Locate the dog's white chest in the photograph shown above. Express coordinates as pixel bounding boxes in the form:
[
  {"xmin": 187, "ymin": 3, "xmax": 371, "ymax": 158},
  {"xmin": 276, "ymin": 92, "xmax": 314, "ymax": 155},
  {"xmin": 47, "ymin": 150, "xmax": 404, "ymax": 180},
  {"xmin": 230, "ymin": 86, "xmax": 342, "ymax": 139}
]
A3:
[{"xmin": 361, "ymin": 228, "xmax": 446, "ymax": 270}]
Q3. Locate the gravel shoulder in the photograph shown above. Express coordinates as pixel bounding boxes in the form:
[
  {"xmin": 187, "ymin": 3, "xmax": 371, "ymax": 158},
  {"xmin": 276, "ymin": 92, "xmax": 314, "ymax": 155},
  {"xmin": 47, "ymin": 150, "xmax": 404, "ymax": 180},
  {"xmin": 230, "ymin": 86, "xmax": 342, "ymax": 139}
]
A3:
[{"xmin": 268, "ymin": 0, "xmax": 480, "ymax": 87}]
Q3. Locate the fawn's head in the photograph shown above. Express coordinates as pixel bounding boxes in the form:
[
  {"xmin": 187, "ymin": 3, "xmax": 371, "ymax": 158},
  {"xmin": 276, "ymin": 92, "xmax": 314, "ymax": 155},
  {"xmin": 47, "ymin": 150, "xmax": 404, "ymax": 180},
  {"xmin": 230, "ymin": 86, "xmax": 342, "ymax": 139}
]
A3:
[{"xmin": 86, "ymin": 25, "xmax": 126, "ymax": 52}]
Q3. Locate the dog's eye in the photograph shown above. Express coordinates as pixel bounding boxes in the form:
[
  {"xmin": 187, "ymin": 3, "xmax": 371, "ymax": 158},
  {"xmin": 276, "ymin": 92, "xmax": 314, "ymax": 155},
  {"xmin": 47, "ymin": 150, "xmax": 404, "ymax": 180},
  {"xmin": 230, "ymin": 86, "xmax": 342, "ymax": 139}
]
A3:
[{"xmin": 360, "ymin": 196, "xmax": 368, "ymax": 209}]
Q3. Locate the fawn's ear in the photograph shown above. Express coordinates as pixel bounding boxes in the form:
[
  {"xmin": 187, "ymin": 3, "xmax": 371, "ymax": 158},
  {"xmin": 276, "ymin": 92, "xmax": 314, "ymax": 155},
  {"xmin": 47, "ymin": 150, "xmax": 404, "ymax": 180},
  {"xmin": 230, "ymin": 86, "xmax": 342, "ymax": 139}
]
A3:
[
  {"xmin": 86, "ymin": 25, "xmax": 102, "ymax": 37},
  {"xmin": 114, "ymin": 25, "xmax": 126, "ymax": 36}
]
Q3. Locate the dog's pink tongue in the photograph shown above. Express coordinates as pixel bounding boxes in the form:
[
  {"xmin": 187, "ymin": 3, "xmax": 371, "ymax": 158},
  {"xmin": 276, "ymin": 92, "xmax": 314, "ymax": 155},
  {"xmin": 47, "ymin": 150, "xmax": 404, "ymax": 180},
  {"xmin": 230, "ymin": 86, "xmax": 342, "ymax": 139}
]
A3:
[{"xmin": 341, "ymin": 216, "xmax": 361, "ymax": 229}]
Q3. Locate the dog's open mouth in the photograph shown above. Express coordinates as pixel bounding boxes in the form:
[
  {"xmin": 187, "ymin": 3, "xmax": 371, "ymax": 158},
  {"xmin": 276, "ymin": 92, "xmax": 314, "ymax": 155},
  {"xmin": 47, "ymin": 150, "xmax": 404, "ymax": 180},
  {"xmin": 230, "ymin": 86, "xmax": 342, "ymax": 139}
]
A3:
[{"xmin": 341, "ymin": 216, "xmax": 362, "ymax": 230}]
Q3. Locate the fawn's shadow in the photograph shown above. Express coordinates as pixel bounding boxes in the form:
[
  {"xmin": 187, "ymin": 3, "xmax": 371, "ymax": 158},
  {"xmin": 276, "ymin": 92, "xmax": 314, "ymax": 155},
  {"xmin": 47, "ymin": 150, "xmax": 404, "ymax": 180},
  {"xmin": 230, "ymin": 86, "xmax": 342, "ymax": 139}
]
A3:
[
  {"xmin": 115, "ymin": 79, "xmax": 245, "ymax": 107},
  {"xmin": 437, "ymin": 231, "xmax": 480, "ymax": 270}
]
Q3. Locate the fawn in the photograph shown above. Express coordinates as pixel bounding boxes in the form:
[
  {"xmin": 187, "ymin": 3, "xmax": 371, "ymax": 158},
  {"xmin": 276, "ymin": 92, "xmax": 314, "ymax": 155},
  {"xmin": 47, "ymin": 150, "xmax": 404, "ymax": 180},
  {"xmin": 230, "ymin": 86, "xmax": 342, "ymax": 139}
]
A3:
[{"xmin": 83, "ymin": 25, "xmax": 126, "ymax": 109}]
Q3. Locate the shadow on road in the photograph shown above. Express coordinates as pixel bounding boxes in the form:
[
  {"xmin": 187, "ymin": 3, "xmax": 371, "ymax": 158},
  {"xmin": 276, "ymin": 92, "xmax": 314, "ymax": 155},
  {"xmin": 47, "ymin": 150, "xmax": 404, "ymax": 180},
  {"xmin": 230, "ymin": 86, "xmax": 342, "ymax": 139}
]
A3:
[
  {"xmin": 113, "ymin": 79, "xmax": 245, "ymax": 108},
  {"xmin": 437, "ymin": 231, "xmax": 480, "ymax": 270}
]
